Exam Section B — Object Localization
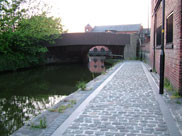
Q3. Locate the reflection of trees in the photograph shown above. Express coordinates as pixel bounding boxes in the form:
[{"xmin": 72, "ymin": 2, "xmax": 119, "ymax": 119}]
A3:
[
  {"xmin": 0, "ymin": 95, "xmax": 64, "ymax": 136},
  {"xmin": 0, "ymin": 64, "xmax": 94, "ymax": 135},
  {"xmin": 0, "ymin": 64, "xmax": 93, "ymax": 96}
]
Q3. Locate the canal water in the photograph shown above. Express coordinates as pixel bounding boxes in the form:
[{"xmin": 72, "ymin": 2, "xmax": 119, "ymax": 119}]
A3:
[{"xmin": 0, "ymin": 57, "xmax": 111, "ymax": 136}]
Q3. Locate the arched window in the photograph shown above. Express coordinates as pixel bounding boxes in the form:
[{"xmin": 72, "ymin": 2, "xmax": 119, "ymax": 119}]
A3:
[{"xmin": 101, "ymin": 48, "xmax": 105, "ymax": 52}]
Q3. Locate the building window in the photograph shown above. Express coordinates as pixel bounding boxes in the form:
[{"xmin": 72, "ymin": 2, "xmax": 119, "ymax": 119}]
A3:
[
  {"xmin": 156, "ymin": 26, "xmax": 162, "ymax": 46},
  {"xmin": 166, "ymin": 13, "xmax": 173, "ymax": 44}
]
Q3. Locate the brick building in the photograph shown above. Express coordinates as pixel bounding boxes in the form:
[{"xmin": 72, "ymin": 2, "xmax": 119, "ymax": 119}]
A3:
[
  {"xmin": 150, "ymin": 0, "xmax": 182, "ymax": 94},
  {"xmin": 85, "ymin": 24, "xmax": 150, "ymax": 59}
]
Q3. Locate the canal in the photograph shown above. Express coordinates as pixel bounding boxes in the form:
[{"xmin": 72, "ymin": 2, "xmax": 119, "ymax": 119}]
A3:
[{"xmin": 0, "ymin": 57, "xmax": 114, "ymax": 136}]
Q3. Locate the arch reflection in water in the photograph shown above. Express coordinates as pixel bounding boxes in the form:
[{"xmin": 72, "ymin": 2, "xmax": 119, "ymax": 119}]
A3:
[{"xmin": 88, "ymin": 56, "xmax": 106, "ymax": 73}]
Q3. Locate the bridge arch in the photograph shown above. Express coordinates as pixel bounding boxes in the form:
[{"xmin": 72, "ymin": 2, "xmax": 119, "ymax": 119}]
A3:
[
  {"xmin": 88, "ymin": 46, "xmax": 112, "ymax": 56},
  {"xmin": 46, "ymin": 33, "xmax": 129, "ymax": 63}
]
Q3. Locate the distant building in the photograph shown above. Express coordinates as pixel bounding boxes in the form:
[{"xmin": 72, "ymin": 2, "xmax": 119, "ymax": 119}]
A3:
[
  {"xmin": 85, "ymin": 24, "xmax": 151, "ymax": 59},
  {"xmin": 85, "ymin": 24, "xmax": 143, "ymax": 35},
  {"xmin": 150, "ymin": 0, "xmax": 182, "ymax": 94}
]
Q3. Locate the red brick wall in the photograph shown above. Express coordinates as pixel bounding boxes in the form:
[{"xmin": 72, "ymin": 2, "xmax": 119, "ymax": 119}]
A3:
[
  {"xmin": 85, "ymin": 26, "xmax": 93, "ymax": 32},
  {"xmin": 141, "ymin": 42, "xmax": 150, "ymax": 53},
  {"xmin": 150, "ymin": 0, "xmax": 182, "ymax": 93}
]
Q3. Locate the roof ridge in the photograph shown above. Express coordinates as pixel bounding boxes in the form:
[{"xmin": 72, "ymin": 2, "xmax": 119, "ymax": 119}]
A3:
[{"xmin": 94, "ymin": 24, "xmax": 141, "ymax": 27}]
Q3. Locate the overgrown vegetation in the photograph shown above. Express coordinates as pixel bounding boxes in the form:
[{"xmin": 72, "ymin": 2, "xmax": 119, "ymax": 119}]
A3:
[
  {"xmin": 0, "ymin": 0, "xmax": 63, "ymax": 71},
  {"xmin": 171, "ymin": 92, "xmax": 182, "ymax": 99},
  {"xmin": 164, "ymin": 78, "xmax": 182, "ymax": 99},
  {"xmin": 76, "ymin": 81, "xmax": 87, "ymax": 90},
  {"xmin": 48, "ymin": 100, "xmax": 77, "ymax": 113},
  {"xmin": 164, "ymin": 78, "xmax": 173, "ymax": 91},
  {"xmin": 176, "ymin": 100, "xmax": 181, "ymax": 104},
  {"xmin": 92, "ymin": 73, "xmax": 95, "ymax": 79},
  {"xmin": 31, "ymin": 117, "xmax": 46, "ymax": 129},
  {"xmin": 128, "ymin": 57, "xmax": 140, "ymax": 61},
  {"xmin": 101, "ymin": 71, "xmax": 106, "ymax": 75}
]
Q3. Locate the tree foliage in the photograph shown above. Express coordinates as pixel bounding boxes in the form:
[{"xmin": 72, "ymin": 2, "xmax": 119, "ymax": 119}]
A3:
[{"xmin": 0, "ymin": 0, "xmax": 63, "ymax": 71}]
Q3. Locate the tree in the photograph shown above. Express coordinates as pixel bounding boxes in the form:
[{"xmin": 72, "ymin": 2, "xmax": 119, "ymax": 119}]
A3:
[
  {"xmin": 0, "ymin": 0, "xmax": 63, "ymax": 71},
  {"xmin": 0, "ymin": 0, "xmax": 26, "ymax": 53}
]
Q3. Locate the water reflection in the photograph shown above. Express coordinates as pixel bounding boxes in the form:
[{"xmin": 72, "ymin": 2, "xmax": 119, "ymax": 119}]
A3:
[
  {"xmin": 0, "ymin": 64, "xmax": 94, "ymax": 136},
  {"xmin": 0, "ymin": 95, "xmax": 64, "ymax": 136},
  {"xmin": 88, "ymin": 56, "xmax": 106, "ymax": 73}
]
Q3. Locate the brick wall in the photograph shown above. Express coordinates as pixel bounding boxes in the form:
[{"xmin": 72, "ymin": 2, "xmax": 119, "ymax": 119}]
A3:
[
  {"xmin": 150, "ymin": 0, "xmax": 182, "ymax": 93},
  {"xmin": 85, "ymin": 25, "xmax": 93, "ymax": 32}
]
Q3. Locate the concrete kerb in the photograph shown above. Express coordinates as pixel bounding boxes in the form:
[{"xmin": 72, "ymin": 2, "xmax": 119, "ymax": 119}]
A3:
[{"xmin": 51, "ymin": 63, "xmax": 125, "ymax": 136}]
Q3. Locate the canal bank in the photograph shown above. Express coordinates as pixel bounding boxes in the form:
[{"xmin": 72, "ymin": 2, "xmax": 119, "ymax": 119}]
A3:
[
  {"xmin": 10, "ymin": 61, "xmax": 182, "ymax": 136},
  {"xmin": 51, "ymin": 61, "xmax": 181, "ymax": 136},
  {"xmin": 11, "ymin": 61, "xmax": 122, "ymax": 136}
]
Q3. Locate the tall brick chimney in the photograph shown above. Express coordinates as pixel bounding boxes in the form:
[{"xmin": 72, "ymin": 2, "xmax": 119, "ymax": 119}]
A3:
[{"xmin": 85, "ymin": 24, "xmax": 92, "ymax": 32}]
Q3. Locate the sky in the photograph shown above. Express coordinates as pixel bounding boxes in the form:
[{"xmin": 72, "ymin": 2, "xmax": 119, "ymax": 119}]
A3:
[{"xmin": 46, "ymin": 0, "xmax": 151, "ymax": 32}]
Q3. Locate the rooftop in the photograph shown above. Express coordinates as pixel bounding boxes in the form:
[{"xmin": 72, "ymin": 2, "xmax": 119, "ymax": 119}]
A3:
[{"xmin": 91, "ymin": 24, "xmax": 142, "ymax": 32}]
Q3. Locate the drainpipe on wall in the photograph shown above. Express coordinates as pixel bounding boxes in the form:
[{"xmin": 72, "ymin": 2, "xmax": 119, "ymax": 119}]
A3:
[
  {"xmin": 153, "ymin": 13, "xmax": 156, "ymax": 71},
  {"xmin": 139, "ymin": 39, "xmax": 142, "ymax": 61},
  {"xmin": 159, "ymin": 0, "xmax": 165, "ymax": 94}
]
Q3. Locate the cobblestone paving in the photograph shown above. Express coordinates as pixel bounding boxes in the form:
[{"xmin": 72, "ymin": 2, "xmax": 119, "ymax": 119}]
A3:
[{"xmin": 63, "ymin": 62, "xmax": 170, "ymax": 136}]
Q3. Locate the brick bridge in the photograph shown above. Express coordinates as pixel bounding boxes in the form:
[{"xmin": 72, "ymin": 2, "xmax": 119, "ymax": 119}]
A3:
[{"xmin": 46, "ymin": 32, "xmax": 138, "ymax": 63}]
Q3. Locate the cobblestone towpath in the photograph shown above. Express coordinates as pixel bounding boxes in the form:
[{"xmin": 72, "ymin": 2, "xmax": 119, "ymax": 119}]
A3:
[{"xmin": 51, "ymin": 61, "xmax": 181, "ymax": 136}]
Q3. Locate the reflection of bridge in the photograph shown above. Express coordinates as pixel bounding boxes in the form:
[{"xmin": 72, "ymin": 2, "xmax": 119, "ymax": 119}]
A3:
[
  {"xmin": 88, "ymin": 51, "xmax": 112, "ymax": 56},
  {"xmin": 46, "ymin": 33, "xmax": 137, "ymax": 63},
  {"xmin": 88, "ymin": 56, "xmax": 106, "ymax": 73}
]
